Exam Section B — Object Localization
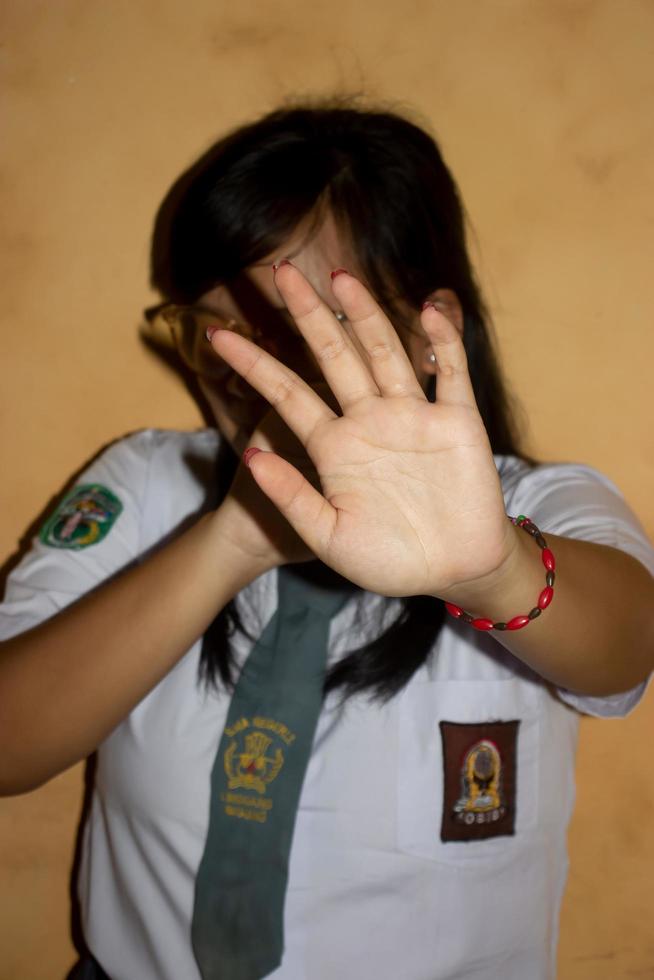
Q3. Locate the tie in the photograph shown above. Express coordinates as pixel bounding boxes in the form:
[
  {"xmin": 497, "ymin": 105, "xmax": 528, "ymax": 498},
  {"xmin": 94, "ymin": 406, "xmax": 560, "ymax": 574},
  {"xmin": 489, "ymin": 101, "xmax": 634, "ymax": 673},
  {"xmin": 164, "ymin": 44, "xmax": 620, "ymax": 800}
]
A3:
[{"xmin": 192, "ymin": 563, "xmax": 352, "ymax": 980}]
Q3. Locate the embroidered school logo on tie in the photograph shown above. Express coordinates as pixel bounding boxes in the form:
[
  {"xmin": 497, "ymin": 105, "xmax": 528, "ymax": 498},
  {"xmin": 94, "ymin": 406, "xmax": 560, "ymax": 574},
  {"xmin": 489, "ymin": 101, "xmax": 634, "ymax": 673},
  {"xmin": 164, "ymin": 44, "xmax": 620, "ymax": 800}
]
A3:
[
  {"xmin": 439, "ymin": 720, "xmax": 519, "ymax": 842},
  {"xmin": 39, "ymin": 484, "xmax": 123, "ymax": 550},
  {"xmin": 221, "ymin": 716, "xmax": 296, "ymax": 824}
]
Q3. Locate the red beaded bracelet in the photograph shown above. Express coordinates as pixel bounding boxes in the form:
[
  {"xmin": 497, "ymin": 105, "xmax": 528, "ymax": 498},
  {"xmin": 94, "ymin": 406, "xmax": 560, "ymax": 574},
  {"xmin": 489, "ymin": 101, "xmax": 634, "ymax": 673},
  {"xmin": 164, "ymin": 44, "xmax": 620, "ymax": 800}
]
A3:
[{"xmin": 445, "ymin": 515, "xmax": 555, "ymax": 632}]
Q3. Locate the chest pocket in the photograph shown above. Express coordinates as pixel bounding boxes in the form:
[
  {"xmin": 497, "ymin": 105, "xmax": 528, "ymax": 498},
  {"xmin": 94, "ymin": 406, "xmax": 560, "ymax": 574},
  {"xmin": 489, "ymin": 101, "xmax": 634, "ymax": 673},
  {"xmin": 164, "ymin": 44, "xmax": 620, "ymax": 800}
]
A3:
[{"xmin": 396, "ymin": 678, "xmax": 542, "ymax": 869}]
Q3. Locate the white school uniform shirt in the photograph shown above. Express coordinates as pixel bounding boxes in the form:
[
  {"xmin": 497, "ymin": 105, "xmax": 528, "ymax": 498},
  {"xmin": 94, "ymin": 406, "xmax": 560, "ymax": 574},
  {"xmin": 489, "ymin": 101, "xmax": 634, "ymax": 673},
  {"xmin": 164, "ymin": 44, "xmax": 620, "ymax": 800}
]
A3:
[{"xmin": 1, "ymin": 428, "xmax": 652, "ymax": 980}]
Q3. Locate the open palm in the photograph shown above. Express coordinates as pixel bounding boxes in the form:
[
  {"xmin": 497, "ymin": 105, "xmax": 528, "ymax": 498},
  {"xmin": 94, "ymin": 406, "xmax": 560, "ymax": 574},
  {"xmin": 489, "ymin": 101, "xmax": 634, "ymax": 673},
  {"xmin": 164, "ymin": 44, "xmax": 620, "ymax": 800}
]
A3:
[{"xmin": 209, "ymin": 263, "xmax": 513, "ymax": 598}]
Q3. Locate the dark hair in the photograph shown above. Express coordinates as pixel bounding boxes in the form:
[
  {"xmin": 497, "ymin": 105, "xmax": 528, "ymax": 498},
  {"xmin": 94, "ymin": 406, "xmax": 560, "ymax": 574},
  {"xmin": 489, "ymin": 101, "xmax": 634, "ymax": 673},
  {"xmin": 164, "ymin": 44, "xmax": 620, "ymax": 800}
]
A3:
[{"xmin": 150, "ymin": 97, "xmax": 530, "ymax": 702}]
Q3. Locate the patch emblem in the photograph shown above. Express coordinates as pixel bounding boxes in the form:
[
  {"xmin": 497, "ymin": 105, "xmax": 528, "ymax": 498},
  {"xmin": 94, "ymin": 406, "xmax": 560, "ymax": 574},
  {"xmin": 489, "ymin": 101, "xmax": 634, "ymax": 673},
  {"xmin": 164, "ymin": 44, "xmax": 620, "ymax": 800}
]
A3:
[
  {"xmin": 221, "ymin": 716, "xmax": 295, "ymax": 824},
  {"xmin": 39, "ymin": 484, "xmax": 123, "ymax": 550},
  {"xmin": 439, "ymin": 720, "xmax": 519, "ymax": 843}
]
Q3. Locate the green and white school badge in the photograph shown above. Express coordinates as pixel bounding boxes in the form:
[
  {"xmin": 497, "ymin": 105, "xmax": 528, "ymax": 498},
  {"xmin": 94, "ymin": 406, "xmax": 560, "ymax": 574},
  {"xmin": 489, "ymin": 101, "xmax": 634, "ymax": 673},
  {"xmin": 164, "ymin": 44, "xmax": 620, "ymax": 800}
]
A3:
[{"xmin": 39, "ymin": 484, "xmax": 123, "ymax": 550}]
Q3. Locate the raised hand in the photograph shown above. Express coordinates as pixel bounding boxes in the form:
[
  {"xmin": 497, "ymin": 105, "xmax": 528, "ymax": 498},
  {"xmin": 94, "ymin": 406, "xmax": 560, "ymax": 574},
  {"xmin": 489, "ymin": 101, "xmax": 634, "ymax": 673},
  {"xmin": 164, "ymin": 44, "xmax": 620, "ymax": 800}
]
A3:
[{"xmin": 209, "ymin": 263, "xmax": 515, "ymax": 599}]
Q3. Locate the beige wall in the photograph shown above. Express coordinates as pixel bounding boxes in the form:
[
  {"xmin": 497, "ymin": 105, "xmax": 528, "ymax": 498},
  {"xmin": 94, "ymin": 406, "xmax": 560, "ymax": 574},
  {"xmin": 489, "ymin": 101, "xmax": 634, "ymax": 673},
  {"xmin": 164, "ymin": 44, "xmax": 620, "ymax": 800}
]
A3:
[{"xmin": 1, "ymin": 1, "xmax": 653, "ymax": 977}]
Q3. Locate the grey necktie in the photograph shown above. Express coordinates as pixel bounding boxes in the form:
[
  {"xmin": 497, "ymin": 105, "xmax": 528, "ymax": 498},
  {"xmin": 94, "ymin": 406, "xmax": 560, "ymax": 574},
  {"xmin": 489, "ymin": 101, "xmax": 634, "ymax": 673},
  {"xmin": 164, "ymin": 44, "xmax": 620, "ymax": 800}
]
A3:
[{"xmin": 192, "ymin": 563, "xmax": 352, "ymax": 979}]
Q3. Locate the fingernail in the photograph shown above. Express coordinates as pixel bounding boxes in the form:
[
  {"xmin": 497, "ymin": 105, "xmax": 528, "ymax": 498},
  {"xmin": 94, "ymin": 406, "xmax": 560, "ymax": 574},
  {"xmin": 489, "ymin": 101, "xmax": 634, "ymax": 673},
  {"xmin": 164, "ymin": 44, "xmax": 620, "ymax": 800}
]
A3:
[
  {"xmin": 272, "ymin": 258, "xmax": 293, "ymax": 272},
  {"xmin": 330, "ymin": 268, "xmax": 349, "ymax": 280},
  {"xmin": 421, "ymin": 301, "xmax": 436, "ymax": 311},
  {"xmin": 243, "ymin": 447, "xmax": 262, "ymax": 468},
  {"xmin": 205, "ymin": 325, "xmax": 220, "ymax": 342}
]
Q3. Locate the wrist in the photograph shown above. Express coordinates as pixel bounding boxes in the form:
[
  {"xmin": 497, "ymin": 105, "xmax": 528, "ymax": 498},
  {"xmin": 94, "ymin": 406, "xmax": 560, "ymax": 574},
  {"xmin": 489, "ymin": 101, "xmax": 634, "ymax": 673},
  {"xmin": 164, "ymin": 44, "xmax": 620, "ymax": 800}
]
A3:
[
  {"xmin": 207, "ymin": 504, "xmax": 277, "ymax": 586},
  {"xmin": 439, "ymin": 521, "xmax": 548, "ymax": 627}
]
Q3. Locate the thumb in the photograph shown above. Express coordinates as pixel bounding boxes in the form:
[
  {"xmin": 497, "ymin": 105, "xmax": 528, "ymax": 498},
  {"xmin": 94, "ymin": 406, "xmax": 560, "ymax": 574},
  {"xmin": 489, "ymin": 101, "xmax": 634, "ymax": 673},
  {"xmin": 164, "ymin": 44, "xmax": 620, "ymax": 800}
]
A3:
[{"xmin": 243, "ymin": 448, "xmax": 337, "ymax": 556}]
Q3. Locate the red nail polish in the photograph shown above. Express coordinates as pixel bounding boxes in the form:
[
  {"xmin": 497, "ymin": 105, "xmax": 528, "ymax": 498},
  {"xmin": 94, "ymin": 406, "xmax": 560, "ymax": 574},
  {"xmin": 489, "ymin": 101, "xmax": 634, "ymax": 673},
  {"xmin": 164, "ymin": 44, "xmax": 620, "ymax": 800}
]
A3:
[
  {"xmin": 272, "ymin": 259, "xmax": 293, "ymax": 272},
  {"xmin": 205, "ymin": 325, "xmax": 219, "ymax": 342},
  {"xmin": 243, "ymin": 447, "xmax": 262, "ymax": 468},
  {"xmin": 330, "ymin": 268, "xmax": 348, "ymax": 280}
]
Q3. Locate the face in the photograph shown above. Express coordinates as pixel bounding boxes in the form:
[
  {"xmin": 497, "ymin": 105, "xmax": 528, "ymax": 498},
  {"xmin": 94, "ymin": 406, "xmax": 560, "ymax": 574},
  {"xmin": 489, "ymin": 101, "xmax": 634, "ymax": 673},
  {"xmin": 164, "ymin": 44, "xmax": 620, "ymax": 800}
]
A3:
[{"xmin": 192, "ymin": 213, "xmax": 463, "ymax": 456}]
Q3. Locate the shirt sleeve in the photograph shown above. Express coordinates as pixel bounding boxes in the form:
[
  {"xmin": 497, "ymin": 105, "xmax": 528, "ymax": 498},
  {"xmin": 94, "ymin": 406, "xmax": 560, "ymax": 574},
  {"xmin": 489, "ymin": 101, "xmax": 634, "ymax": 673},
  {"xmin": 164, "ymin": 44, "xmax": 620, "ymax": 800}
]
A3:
[
  {"xmin": 0, "ymin": 430, "xmax": 155, "ymax": 641},
  {"xmin": 506, "ymin": 461, "xmax": 654, "ymax": 717}
]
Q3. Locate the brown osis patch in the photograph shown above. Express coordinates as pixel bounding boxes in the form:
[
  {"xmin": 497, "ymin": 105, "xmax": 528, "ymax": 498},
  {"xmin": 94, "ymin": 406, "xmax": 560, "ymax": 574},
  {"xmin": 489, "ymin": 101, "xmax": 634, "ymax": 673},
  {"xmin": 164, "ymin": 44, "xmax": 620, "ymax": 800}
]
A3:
[{"xmin": 439, "ymin": 720, "xmax": 520, "ymax": 843}]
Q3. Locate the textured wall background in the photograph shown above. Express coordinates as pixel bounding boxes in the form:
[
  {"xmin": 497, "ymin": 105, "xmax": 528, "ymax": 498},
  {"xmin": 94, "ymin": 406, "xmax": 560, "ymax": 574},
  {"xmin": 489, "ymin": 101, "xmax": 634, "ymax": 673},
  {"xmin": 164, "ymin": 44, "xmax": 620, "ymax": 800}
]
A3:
[{"xmin": 1, "ymin": 1, "xmax": 653, "ymax": 977}]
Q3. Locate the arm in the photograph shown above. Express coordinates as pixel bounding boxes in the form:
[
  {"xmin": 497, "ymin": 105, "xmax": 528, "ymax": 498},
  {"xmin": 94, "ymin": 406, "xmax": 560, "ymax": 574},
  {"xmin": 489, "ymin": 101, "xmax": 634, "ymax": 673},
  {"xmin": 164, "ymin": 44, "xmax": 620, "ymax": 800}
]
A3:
[
  {"xmin": 442, "ymin": 524, "xmax": 654, "ymax": 697},
  {"xmin": 0, "ymin": 500, "xmax": 272, "ymax": 796}
]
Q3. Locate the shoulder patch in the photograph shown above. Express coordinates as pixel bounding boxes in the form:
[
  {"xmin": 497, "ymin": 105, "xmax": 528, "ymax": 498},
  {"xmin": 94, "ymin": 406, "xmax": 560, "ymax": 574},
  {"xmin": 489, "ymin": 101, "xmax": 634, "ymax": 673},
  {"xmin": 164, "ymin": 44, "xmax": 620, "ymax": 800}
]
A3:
[{"xmin": 39, "ymin": 484, "xmax": 123, "ymax": 550}]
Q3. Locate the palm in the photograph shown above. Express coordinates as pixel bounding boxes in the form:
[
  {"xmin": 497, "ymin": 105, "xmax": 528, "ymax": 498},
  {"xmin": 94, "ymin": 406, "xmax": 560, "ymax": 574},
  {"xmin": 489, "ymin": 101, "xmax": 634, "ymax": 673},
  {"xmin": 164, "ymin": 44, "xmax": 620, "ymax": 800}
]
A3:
[
  {"xmin": 211, "ymin": 265, "xmax": 512, "ymax": 598},
  {"xmin": 305, "ymin": 396, "xmax": 507, "ymax": 595}
]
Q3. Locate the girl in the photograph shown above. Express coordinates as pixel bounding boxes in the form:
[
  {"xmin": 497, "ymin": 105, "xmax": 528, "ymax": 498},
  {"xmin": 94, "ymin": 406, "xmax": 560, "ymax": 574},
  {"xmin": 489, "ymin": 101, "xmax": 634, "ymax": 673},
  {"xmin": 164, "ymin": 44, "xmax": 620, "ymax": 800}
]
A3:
[{"xmin": 1, "ymin": 101, "xmax": 653, "ymax": 980}]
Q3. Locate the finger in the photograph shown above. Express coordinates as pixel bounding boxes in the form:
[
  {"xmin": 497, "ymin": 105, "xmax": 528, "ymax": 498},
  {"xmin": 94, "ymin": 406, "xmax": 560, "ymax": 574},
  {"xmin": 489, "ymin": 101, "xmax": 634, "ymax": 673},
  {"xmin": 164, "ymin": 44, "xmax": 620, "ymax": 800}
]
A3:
[
  {"xmin": 329, "ymin": 269, "xmax": 427, "ymax": 400},
  {"xmin": 208, "ymin": 327, "xmax": 337, "ymax": 446},
  {"xmin": 244, "ymin": 448, "xmax": 337, "ymax": 557},
  {"xmin": 419, "ymin": 304, "xmax": 477, "ymax": 407},
  {"xmin": 273, "ymin": 261, "xmax": 380, "ymax": 409}
]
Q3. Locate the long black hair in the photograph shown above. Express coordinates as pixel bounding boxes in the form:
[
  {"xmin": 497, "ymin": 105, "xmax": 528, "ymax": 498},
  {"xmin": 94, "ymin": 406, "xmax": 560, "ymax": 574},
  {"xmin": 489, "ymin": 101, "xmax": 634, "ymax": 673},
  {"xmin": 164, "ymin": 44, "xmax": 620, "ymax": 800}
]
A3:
[{"xmin": 150, "ymin": 97, "xmax": 530, "ymax": 702}]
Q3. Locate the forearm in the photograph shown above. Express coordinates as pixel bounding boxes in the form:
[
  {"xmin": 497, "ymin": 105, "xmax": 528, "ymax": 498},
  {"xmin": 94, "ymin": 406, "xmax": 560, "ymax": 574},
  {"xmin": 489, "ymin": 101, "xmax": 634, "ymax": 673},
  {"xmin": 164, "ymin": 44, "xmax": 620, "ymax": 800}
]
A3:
[
  {"xmin": 0, "ymin": 503, "xmax": 271, "ymax": 795},
  {"xmin": 441, "ymin": 525, "xmax": 654, "ymax": 696}
]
